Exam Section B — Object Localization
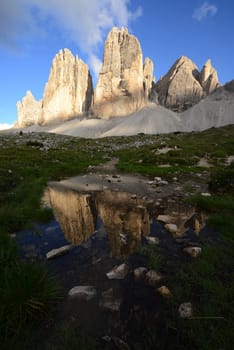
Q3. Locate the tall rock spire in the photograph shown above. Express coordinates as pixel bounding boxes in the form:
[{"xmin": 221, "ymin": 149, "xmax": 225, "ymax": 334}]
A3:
[
  {"xmin": 41, "ymin": 49, "xmax": 93, "ymax": 123},
  {"xmin": 93, "ymin": 27, "xmax": 154, "ymax": 118},
  {"xmin": 199, "ymin": 59, "xmax": 221, "ymax": 94}
]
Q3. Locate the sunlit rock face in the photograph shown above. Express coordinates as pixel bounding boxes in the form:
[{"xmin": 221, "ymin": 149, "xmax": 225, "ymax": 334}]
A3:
[
  {"xmin": 44, "ymin": 185, "xmax": 150, "ymax": 258},
  {"xmin": 155, "ymin": 56, "xmax": 221, "ymax": 112},
  {"xmin": 199, "ymin": 59, "xmax": 221, "ymax": 95},
  {"xmin": 16, "ymin": 91, "xmax": 42, "ymax": 127},
  {"xmin": 46, "ymin": 186, "xmax": 97, "ymax": 245},
  {"xmin": 17, "ymin": 49, "xmax": 93, "ymax": 126},
  {"xmin": 93, "ymin": 27, "xmax": 154, "ymax": 118},
  {"xmin": 42, "ymin": 49, "xmax": 93, "ymax": 123}
]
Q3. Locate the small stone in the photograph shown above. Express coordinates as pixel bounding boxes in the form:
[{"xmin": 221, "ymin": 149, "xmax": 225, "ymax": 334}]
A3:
[
  {"xmin": 145, "ymin": 270, "xmax": 162, "ymax": 286},
  {"xmin": 99, "ymin": 298, "xmax": 122, "ymax": 312},
  {"xmin": 106, "ymin": 263, "xmax": 129, "ymax": 279},
  {"xmin": 154, "ymin": 177, "xmax": 162, "ymax": 182},
  {"xmin": 157, "ymin": 285, "xmax": 172, "ymax": 298},
  {"xmin": 145, "ymin": 236, "xmax": 159, "ymax": 245},
  {"xmin": 157, "ymin": 215, "xmax": 175, "ymax": 224},
  {"xmin": 159, "ymin": 180, "xmax": 169, "ymax": 186},
  {"xmin": 183, "ymin": 246, "xmax": 202, "ymax": 257},
  {"xmin": 131, "ymin": 194, "xmax": 137, "ymax": 199},
  {"xmin": 134, "ymin": 267, "xmax": 147, "ymax": 281},
  {"xmin": 178, "ymin": 302, "xmax": 193, "ymax": 318},
  {"xmin": 68, "ymin": 286, "xmax": 97, "ymax": 301},
  {"xmin": 201, "ymin": 192, "xmax": 211, "ymax": 197},
  {"xmin": 165, "ymin": 223, "xmax": 178, "ymax": 234},
  {"xmin": 46, "ymin": 244, "xmax": 73, "ymax": 259}
]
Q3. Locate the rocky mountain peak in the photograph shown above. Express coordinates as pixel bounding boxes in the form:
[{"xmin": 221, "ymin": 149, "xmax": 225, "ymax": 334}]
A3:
[
  {"xmin": 154, "ymin": 56, "xmax": 221, "ymax": 112},
  {"xmin": 42, "ymin": 48, "xmax": 93, "ymax": 124},
  {"xmin": 199, "ymin": 58, "xmax": 221, "ymax": 94},
  {"xmin": 155, "ymin": 56, "xmax": 203, "ymax": 111},
  {"xmin": 93, "ymin": 27, "xmax": 153, "ymax": 118},
  {"xmin": 16, "ymin": 90, "xmax": 42, "ymax": 127}
]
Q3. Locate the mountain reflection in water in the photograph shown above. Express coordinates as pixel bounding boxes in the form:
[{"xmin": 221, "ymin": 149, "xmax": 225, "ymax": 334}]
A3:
[{"xmin": 44, "ymin": 185, "xmax": 151, "ymax": 258}]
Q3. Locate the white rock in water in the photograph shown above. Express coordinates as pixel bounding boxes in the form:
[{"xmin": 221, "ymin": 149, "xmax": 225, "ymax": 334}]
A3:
[
  {"xmin": 68, "ymin": 286, "xmax": 97, "ymax": 300},
  {"xmin": 46, "ymin": 244, "xmax": 73, "ymax": 259},
  {"xmin": 183, "ymin": 246, "xmax": 202, "ymax": 258},
  {"xmin": 106, "ymin": 263, "xmax": 129, "ymax": 279},
  {"xmin": 145, "ymin": 236, "xmax": 159, "ymax": 245},
  {"xmin": 165, "ymin": 223, "xmax": 178, "ymax": 234},
  {"xmin": 178, "ymin": 302, "xmax": 193, "ymax": 318},
  {"xmin": 157, "ymin": 215, "xmax": 175, "ymax": 224}
]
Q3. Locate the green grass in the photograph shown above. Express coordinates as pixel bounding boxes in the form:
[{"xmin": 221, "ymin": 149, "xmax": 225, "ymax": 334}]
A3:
[
  {"xmin": 0, "ymin": 126, "xmax": 234, "ymax": 349},
  {"xmin": 0, "ymin": 233, "xmax": 61, "ymax": 349}
]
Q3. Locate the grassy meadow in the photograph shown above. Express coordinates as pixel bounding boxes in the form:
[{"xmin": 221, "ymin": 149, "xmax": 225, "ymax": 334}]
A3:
[{"xmin": 0, "ymin": 125, "xmax": 233, "ymax": 349}]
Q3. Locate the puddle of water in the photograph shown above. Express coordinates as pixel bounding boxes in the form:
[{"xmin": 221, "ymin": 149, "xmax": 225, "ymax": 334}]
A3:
[{"xmin": 16, "ymin": 180, "xmax": 219, "ymax": 347}]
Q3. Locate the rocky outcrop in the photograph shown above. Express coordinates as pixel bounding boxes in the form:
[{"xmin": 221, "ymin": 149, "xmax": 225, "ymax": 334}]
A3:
[
  {"xmin": 41, "ymin": 49, "xmax": 93, "ymax": 123},
  {"xmin": 17, "ymin": 49, "xmax": 93, "ymax": 127},
  {"xmin": 155, "ymin": 56, "xmax": 221, "ymax": 112},
  {"xmin": 199, "ymin": 59, "xmax": 221, "ymax": 94},
  {"xmin": 143, "ymin": 57, "xmax": 155, "ymax": 99},
  {"xmin": 155, "ymin": 56, "xmax": 204, "ymax": 112},
  {"xmin": 16, "ymin": 91, "xmax": 42, "ymax": 127},
  {"xmin": 93, "ymin": 27, "xmax": 154, "ymax": 118}
]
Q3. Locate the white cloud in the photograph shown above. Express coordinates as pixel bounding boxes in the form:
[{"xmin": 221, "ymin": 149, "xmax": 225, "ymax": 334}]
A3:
[
  {"xmin": 193, "ymin": 2, "xmax": 218, "ymax": 21},
  {"xmin": 0, "ymin": 0, "xmax": 142, "ymax": 75},
  {"xmin": 89, "ymin": 54, "xmax": 102, "ymax": 78},
  {"xmin": 0, "ymin": 123, "xmax": 13, "ymax": 130}
]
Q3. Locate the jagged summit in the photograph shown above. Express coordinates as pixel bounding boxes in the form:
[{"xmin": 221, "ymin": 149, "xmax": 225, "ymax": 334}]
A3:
[
  {"xmin": 154, "ymin": 56, "xmax": 220, "ymax": 112},
  {"xmin": 93, "ymin": 26, "xmax": 154, "ymax": 118},
  {"xmin": 16, "ymin": 27, "xmax": 224, "ymax": 129}
]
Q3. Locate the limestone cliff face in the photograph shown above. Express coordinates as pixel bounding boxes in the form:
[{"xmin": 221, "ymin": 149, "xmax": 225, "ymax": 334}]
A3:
[
  {"xmin": 199, "ymin": 59, "xmax": 221, "ymax": 94},
  {"xmin": 155, "ymin": 56, "xmax": 204, "ymax": 112},
  {"xmin": 16, "ymin": 91, "xmax": 42, "ymax": 127},
  {"xmin": 143, "ymin": 57, "xmax": 154, "ymax": 99},
  {"xmin": 17, "ymin": 49, "xmax": 93, "ymax": 127},
  {"xmin": 93, "ymin": 27, "xmax": 153, "ymax": 118},
  {"xmin": 42, "ymin": 49, "xmax": 93, "ymax": 123},
  {"xmin": 155, "ymin": 56, "xmax": 221, "ymax": 112}
]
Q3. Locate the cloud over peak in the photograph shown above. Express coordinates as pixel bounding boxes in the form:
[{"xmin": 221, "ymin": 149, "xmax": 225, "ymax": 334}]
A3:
[
  {"xmin": 193, "ymin": 2, "xmax": 218, "ymax": 21},
  {"xmin": 0, "ymin": 0, "xmax": 142, "ymax": 76}
]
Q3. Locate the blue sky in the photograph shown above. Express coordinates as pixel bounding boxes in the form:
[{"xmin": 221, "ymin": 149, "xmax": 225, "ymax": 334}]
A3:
[{"xmin": 0, "ymin": 0, "xmax": 233, "ymax": 128}]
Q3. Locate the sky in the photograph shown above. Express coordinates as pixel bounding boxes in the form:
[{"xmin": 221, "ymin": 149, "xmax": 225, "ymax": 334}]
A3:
[{"xmin": 0, "ymin": 0, "xmax": 233, "ymax": 129}]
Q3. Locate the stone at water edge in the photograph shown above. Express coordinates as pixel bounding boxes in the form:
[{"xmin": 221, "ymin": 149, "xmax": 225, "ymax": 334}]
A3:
[
  {"xmin": 106, "ymin": 263, "xmax": 129, "ymax": 279},
  {"xmin": 183, "ymin": 246, "xmax": 202, "ymax": 258},
  {"xmin": 157, "ymin": 285, "xmax": 172, "ymax": 299},
  {"xmin": 68, "ymin": 286, "xmax": 97, "ymax": 301},
  {"xmin": 145, "ymin": 236, "xmax": 160, "ymax": 245},
  {"xmin": 145, "ymin": 270, "xmax": 162, "ymax": 287},
  {"xmin": 134, "ymin": 267, "xmax": 148, "ymax": 281},
  {"xmin": 46, "ymin": 244, "xmax": 73, "ymax": 259},
  {"xmin": 165, "ymin": 223, "xmax": 178, "ymax": 234},
  {"xmin": 178, "ymin": 302, "xmax": 193, "ymax": 318},
  {"xmin": 157, "ymin": 214, "xmax": 176, "ymax": 224}
]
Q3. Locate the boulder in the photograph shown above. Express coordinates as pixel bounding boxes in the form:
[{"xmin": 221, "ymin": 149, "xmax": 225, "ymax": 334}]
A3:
[
  {"xmin": 106, "ymin": 263, "xmax": 129, "ymax": 279},
  {"xmin": 157, "ymin": 285, "xmax": 172, "ymax": 298},
  {"xmin": 134, "ymin": 267, "xmax": 147, "ymax": 281},
  {"xmin": 145, "ymin": 270, "xmax": 162, "ymax": 286},
  {"xmin": 183, "ymin": 246, "xmax": 202, "ymax": 257},
  {"xmin": 178, "ymin": 302, "xmax": 193, "ymax": 318},
  {"xmin": 68, "ymin": 285, "xmax": 97, "ymax": 300}
]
